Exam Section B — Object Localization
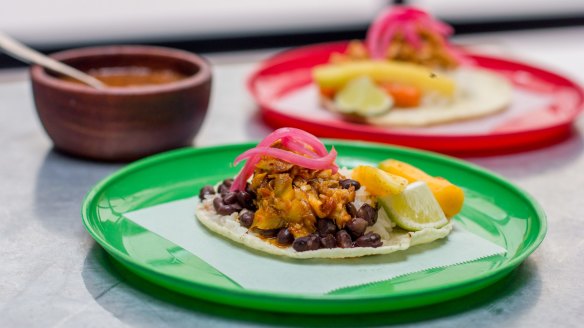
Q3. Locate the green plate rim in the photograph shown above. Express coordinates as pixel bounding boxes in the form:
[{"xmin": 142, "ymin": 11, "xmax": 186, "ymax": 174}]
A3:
[{"xmin": 81, "ymin": 140, "xmax": 547, "ymax": 306}]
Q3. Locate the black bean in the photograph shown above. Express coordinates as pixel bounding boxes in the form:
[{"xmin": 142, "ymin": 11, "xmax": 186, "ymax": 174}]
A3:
[
  {"xmin": 238, "ymin": 210, "xmax": 254, "ymax": 228},
  {"xmin": 213, "ymin": 197, "xmax": 237, "ymax": 215},
  {"xmin": 277, "ymin": 228, "xmax": 294, "ymax": 245},
  {"xmin": 309, "ymin": 234, "xmax": 321, "ymax": 246},
  {"xmin": 217, "ymin": 205, "xmax": 237, "ymax": 215},
  {"xmin": 222, "ymin": 192, "xmax": 238, "ymax": 205},
  {"xmin": 199, "ymin": 185, "xmax": 216, "ymax": 200},
  {"xmin": 293, "ymin": 234, "xmax": 321, "ymax": 252},
  {"xmin": 292, "ymin": 237, "xmax": 309, "ymax": 252},
  {"xmin": 320, "ymin": 235, "xmax": 336, "ymax": 248},
  {"xmin": 354, "ymin": 232, "xmax": 383, "ymax": 248},
  {"xmin": 218, "ymin": 184, "xmax": 230, "ymax": 195},
  {"xmin": 236, "ymin": 191, "xmax": 255, "ymax": 210},
  {"xmin": 223, "ymin": 178, "xmax": 234, "ymax": 187},
  {"xmin": 244, "ymin": 182, "xmax": 256, "ymax": 196},
  {"xmin": 317, "ymin": 219, "xmax": 337, "ymax": 237},
  {"xmin": 213, "ymin": 197, "xmax": 224, "ymax": 212},
  {"xmin": 230, "ymin": 202, "xmax": 243, "ymax": 212},
  {"xmin": 256, "ymin": 228, "xmax": 279, "ymax": 238},
  {"xmin": 218, "ymin": 205, "xmax": 237, "ymax": 216},
  {"xmin": 340, "ymin": 179, "xmax": 361, "ymax": 190},
  {"xmin": 346, "ymin": 218, "xmax": 368, "ymax": 238},
  {"xmin": 345, "ymin": 202, "xmax": 357, "ymax": 218},
  {"xmin": 336, "ymin": 230, "xmax": 353, "ymax": 248},
  {"xmin": 357, "ymin": 204, "xmax": 378, "ymax": 226}
]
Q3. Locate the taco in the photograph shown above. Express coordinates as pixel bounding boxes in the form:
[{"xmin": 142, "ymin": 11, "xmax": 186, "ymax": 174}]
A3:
[
  {"xmin": 196, "ymin": 128, "xmax": 462, "ymax": 259},
  {"xmin": 312, "ymin": 6, "xmax": 512, "ymax": 127}
]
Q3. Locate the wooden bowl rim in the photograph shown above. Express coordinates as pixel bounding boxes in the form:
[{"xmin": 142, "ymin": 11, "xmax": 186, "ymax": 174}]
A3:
[{"xmin": 30, "ymin": 45, "xmax": 211, "ymax": 95}]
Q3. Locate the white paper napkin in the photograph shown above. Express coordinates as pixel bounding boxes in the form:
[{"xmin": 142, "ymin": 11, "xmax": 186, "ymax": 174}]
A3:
[{"xmin": 124, "ymin": 197, "xmax": 506, "ymax": 295}]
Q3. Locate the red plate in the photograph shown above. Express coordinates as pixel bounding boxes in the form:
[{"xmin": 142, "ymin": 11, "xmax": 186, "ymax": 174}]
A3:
[{"xmin": 248, "ymin": 42, "xmax": 584, "ymax": 155}]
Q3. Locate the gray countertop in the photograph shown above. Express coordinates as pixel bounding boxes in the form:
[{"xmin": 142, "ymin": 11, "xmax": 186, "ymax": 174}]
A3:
[{"xmin": 1, "ymin": 27, "xmax": 584, "ymax": 327}]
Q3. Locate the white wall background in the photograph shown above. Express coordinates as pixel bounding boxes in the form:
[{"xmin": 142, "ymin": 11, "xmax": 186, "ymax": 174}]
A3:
[{"xmin": 0, "ymin": 0, "xmax": 583, "ymax": 48}]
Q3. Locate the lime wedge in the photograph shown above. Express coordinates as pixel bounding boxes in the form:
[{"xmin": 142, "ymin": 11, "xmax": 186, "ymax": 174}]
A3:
[
  {"xmin": 379, "ymin": 181, "xmax": 448, "ymax": 231},
  {"xmin": 334, "ymin": 76, "xmax": 393, "ymax": 116}
]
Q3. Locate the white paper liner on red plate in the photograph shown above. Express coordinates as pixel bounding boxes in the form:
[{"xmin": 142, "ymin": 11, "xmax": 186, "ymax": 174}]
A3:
[{"xmin": 273, "ymin": 83, "xmax": 553, "ymax": 134}]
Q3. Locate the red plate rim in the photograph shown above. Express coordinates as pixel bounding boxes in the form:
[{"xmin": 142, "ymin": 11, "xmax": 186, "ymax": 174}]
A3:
[{"xmin": 248, "ymin": 41, "xmax": 584, "ymax": 155}]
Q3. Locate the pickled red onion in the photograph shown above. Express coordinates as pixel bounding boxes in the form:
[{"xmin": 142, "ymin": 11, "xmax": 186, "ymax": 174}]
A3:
[
  {"xmin": 366, "ymin": 6, "xmax": 460, "ymax": 60},
  {"xmin": 377, "ymin": 23, "xmax": 398, "ymax": 59},
  {"xmin": 280, "ymin": 136, "xmax": 339, "ymax": 172},
  {"xmin": 234, "ymin": 147, "xmax": 337, "ymax": 170},
  {"xmin": 231, "ymin": 157, "xmax": 260, "ymax": 192},
  {"xmin": 366, "ymin": 7, "xmax": 395, "ymax": 59},
  {"xmin": 230, "ymin": 128, "xmax": 338, "ymax": 191},
  {"xmin": 281, "ymin": 136, "xmax": 318, "ymax": 158},
  {"xmin": 256, "ymin": 127, "xmax": 328, "ymax": 157},
  {"xmin": 403, "ymin": 22, "xmax": 422, "ymax": 49}
]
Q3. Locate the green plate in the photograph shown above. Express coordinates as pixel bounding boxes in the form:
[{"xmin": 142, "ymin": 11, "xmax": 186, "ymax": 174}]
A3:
[{"xmin": 81, "ymin": 141, "xmax": 546, "ymax": 314}]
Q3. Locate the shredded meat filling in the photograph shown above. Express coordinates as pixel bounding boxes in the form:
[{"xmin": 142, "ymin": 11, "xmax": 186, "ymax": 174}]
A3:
[
  {"xmin": 332, "ymin": 30, "xmax": 459, "ymax": 70},
  {"xmin": 385, "ymin": 30, "xmax": 459, "ymax": 70},
  {"xmin": 250, "ymin": 157, "xmax": 355, "ymax": 238}
]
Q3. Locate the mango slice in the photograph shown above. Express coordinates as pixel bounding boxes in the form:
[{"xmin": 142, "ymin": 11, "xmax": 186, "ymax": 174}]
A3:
[
  {"xmin": 351, "ymin": 165, "xmax": 408, "ymax": 196},
  {"xmin": 378, "ymin": 159, "xmax": 464, "ymax": 218},
  {"xmin": 313, "ymin": 60, "xmax": 455, "ymax": 97}
]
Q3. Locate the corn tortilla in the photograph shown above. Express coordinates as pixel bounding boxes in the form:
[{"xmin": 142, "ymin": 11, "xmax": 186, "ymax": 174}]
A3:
[
  {"xmin": 321, "ymin": 68, "xmax": 512, "ymax": 127},
  {"xmin": 195, "ymin": 196, "xmax": 452, "ymax": 259}
]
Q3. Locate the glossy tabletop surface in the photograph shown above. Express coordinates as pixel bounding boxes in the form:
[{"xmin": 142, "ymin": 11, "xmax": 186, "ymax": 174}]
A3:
[{"xmin": 1, "ymin": 27, "xmax": 584, "ymax": 327}]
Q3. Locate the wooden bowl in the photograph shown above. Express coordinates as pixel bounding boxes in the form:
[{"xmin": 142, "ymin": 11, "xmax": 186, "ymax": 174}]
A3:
[{"xmin": 30, "ymin": 46, "xmax": 212, "ymax": 161}]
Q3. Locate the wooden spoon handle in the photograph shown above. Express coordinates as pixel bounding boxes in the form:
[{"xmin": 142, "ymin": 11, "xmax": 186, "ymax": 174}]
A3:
[{"xmin": 0, "ymin": 32, "xmax": 105, "ymax": 89}]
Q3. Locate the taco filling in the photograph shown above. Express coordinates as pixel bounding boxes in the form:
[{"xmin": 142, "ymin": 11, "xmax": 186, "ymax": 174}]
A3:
[
  {"xmin": 312, "ymin": 6, "xmax": 512, "ymax": 126},
  {"xmin": 196, "ymin": 128, "xmax": 462, "ymax": 259}
]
